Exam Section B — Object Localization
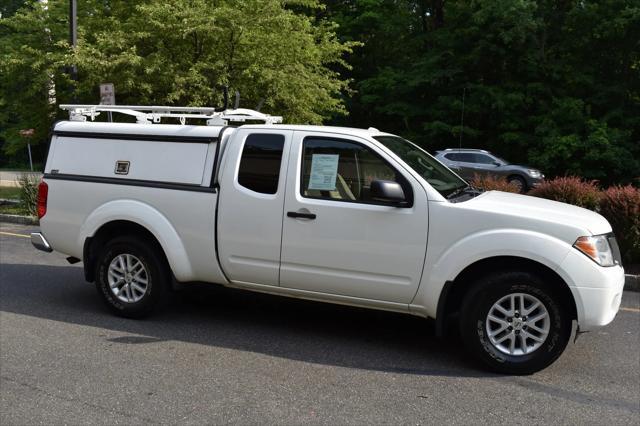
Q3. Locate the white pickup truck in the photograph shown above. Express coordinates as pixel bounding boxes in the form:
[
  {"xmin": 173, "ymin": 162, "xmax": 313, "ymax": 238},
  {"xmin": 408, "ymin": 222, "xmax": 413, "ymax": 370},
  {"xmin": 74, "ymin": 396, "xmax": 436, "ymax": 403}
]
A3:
[{"xmin": 32, "ymin": 105, "xmax": 625, "ymax": 374}]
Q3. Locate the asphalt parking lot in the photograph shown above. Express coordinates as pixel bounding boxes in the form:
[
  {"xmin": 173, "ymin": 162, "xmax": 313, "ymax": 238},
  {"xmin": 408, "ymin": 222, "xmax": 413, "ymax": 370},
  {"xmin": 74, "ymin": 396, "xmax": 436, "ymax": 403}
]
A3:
[{"xmin": 1, "ymin": 223, "xmax": 639, "ymax": 425}]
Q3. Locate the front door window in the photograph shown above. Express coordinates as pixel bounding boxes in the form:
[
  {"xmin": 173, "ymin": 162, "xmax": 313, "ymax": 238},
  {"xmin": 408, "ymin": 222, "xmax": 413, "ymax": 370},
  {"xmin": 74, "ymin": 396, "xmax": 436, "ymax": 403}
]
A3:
[{"xmin": 301, "ymin": 137, "xmax": 411, "ymax": 205}]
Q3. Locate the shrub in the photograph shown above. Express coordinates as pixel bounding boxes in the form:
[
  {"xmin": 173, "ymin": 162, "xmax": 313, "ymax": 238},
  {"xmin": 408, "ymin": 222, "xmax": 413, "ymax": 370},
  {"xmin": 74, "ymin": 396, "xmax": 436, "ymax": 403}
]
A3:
[
  {"xmin": 528, "ymin": 176, "xmax": 601, "ymax": 210},
  {"xmin": 18, "ymin": 173, "xmax": 40, "ymax": 217},
  {"xmin": 599, "ymin": 185, "xmax": 640, "ymax": 264},
  {"xmin": 469, "ymin": 174, "xmax": 520, "ymax": 193}
]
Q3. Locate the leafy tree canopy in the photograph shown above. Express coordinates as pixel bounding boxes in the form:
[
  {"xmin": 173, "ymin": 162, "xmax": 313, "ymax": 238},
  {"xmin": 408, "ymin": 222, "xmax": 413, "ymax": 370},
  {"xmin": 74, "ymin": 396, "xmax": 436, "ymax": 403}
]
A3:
[
  {"xmin": 322, "ymin": 0, "xmax": 640, "ymax": 184},
  {"xmin": 1, "ymin": 0, "xmax": 638, "ymax": 184},
  {"xmin": 0, "ymin": 0, "xmax": 356, "ymax": 156}
]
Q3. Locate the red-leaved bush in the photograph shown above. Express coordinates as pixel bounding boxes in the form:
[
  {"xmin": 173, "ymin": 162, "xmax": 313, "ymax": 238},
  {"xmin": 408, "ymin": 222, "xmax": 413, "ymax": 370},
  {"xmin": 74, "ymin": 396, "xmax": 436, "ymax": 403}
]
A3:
[
  {"xmin": 470, "ymin": 174, "xmax": 520, "ymax": 193},
  {"xmin": 599, "ymin": 185, "xmax": 640, "ymax": 263},
  {"xmin": 529, "ymin": 176, "xmax": 601, "ymax": 211}
]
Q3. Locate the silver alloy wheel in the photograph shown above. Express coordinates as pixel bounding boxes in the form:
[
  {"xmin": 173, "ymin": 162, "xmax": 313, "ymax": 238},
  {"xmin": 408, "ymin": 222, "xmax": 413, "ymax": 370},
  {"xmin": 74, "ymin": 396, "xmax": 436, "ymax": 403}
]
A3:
[
  {"xmin": 485, "ymin": 292, "xmax": 550, "ymax": 356},
  {"xmin": 107, "ymin": 254, "xmax": 149, "ymax": 303}
]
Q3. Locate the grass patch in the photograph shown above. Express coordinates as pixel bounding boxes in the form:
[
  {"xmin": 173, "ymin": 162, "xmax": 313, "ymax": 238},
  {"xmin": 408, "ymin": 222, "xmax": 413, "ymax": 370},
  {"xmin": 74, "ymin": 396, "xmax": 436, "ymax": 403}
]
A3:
[
  {"xmin": 0, "ymin": 204, "xmax": 30, "ymax": 215},
  {"xmin": 0, "ymin": 187, "xmax": 21, "ymax": 200}
]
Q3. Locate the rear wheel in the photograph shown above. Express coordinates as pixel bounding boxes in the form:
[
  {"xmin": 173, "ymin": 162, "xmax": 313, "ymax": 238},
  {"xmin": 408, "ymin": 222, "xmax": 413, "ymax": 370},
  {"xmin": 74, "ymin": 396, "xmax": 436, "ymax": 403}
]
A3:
[
  {"xmin": 459, "ymin": 271, "xmax": 572, "ymax": 374},
  {"xmin": 95, "ymin": 236, "xmax": 169, "ymax": 318}
]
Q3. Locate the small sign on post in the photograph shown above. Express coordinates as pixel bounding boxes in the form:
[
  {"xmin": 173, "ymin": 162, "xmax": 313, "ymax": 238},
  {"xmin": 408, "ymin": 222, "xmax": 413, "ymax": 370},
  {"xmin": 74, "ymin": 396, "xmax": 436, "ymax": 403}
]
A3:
[
  {"xmin": 99, "ymin": 83, "xmax": 115, "ymax": 105},
  {"xmin": 99, "ymin": 83, "xmax": 115, "ymax": 122},
  {"xmin": 19, "ymin": 128, "xmax": 35, "ymax": 171}
]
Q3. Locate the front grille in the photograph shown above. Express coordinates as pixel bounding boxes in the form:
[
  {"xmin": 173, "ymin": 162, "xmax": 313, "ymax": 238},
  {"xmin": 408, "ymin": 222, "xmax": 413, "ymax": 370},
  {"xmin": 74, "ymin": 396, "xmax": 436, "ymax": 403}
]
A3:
[{"xmin": 607, "ymin": 234, "xmax": 623, "ymax": 267}]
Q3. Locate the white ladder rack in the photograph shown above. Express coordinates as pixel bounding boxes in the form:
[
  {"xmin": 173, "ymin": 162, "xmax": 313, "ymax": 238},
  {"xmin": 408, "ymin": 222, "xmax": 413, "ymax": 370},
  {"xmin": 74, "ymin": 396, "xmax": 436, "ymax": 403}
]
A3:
[{"xmin": 59, "ymin": 104, "xmax": 283, "ymax": 126}]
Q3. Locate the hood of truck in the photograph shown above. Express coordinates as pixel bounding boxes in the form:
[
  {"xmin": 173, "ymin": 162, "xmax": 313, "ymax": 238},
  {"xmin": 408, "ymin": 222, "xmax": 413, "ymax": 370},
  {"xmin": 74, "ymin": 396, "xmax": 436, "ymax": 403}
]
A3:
[{"xmin": 460, "ymin": 190, "xmax": 612, "ymax": 239}]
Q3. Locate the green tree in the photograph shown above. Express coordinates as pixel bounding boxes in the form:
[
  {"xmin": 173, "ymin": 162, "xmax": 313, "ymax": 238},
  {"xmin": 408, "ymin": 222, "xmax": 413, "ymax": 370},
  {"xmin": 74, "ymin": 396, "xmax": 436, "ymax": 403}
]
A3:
[
  {"xmin": 0, "ymin": 0, "xmax": 356, "ymax": 158},
  {"xmin": 0, "ymin": 0, "xmax": 30, "ymax": 18},
  {"xmin": 323, "ymin": 0, "xmax": 640, "ymax": 184},
  {"xmin": 0, "ymin": 0, "xmax": 70, "ymax": 161}
]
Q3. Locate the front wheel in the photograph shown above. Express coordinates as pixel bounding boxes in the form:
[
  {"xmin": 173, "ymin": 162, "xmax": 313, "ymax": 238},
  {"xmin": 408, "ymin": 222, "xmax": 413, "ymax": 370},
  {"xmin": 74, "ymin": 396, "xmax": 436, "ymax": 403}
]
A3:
[
  {"xmin": 95, "ymin": 236, "xmax": 169, "ymax": 318},
  {"xmin": 459, "ymin": 271, "xmax": 572, "ymax": 374},
  {"xmin": 508, "ymin": 175, "xmax": 527, "ymax": 193}
]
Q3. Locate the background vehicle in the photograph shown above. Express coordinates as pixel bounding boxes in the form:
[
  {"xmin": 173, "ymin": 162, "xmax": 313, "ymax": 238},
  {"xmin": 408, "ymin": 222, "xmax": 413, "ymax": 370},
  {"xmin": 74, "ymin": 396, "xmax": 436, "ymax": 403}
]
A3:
[
  {"xmin": 31, "ymin": 105, "xmax": 624, "ymax": 374},
  {"xmin": 435, "ymin": 148, "xmax": 544, "ymax": 192}
]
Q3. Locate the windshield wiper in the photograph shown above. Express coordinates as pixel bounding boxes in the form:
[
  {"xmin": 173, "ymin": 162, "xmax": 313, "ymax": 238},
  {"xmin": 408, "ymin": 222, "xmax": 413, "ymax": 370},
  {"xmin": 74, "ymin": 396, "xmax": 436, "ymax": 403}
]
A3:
[
  {"xmin": 446, "ymin": 185, "xmax": 470, "ymax": 199},
  {"xmin": 446, "ymin": 184, "xmax": 483, "ymax": 200}
]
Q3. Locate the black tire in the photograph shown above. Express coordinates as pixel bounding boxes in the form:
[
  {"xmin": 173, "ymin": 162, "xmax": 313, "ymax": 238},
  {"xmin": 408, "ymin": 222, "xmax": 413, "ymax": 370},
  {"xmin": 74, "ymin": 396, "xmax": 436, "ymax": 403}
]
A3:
[
  {"xmin": 507, "ymin": 175, "xmax": 527, "ymax": 193},
  {"xmin": 95, "ymin": 236, "xmax": 169, "ymax": 318},
  {"xmin": 459, "ymin": 271, "xmax": 572, "ymax": 375}
]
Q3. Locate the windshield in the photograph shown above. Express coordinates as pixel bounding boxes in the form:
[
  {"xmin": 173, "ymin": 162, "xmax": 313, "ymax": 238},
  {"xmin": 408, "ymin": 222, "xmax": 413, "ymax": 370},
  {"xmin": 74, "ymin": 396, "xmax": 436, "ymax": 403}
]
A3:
[{"xmin": 373, "ymin": 136, "xmax": 467, "ymax": 197}]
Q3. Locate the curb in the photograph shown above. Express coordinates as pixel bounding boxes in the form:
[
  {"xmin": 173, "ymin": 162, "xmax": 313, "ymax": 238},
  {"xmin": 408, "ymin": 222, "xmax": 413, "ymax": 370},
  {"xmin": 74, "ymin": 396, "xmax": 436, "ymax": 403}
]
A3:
[
  {"xmin": 0, "ymin": 213, "xmax": 638, "ymax": 292},
  {"xmin": 0, "ymin": 214, "xmax": 38, "ymax": 226}
]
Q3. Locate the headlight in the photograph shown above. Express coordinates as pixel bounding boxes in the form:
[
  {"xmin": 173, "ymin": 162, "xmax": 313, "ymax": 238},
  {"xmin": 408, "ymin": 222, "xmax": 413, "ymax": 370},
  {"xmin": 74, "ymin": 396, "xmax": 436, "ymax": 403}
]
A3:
[
  {"xmin": 528, "ymin": 169, "xmax": 542, "ymax": 178},
  {"xmin": 573, "ymin": 235, "xmax": 615, "ymax": 266}
]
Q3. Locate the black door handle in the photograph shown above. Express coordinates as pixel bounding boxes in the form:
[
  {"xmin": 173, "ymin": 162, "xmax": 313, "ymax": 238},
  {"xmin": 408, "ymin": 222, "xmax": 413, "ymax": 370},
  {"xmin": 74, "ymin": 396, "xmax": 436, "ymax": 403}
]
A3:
[{"xmin": 287, "ymin": 211, "xmax": 316, "ymax": 219}]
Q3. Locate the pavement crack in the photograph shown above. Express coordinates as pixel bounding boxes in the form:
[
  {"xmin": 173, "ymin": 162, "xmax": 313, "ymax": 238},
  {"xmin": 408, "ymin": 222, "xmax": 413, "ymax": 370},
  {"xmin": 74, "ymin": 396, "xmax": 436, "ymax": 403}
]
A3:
[
  {"xmin": 506, "ymin": 377, "xmax": 640, "ymax": 414},
  {"xmin": 1, "ymin": 375, "xmax": 158, "ymax": 424}
]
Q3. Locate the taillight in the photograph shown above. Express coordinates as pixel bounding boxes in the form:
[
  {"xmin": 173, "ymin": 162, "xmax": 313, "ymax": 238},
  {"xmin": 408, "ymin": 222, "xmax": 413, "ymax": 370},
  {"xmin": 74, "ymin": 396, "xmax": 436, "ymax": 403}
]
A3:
[{"xmin": 37, "ymin": 180, "xmax": 48, "ymax": 219}]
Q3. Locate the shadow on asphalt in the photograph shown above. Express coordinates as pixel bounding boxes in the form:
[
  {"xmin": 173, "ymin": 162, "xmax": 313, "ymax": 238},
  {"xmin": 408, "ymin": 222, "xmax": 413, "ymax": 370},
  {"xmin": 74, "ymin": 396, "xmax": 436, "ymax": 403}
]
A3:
[{"xmin": 0, "ymin": 263, "xmax": 493, "ymax": 378}]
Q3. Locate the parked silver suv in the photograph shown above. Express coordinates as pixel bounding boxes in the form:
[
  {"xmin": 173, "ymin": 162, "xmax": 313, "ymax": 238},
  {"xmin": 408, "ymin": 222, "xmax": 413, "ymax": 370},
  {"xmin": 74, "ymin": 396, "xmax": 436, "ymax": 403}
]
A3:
[{"xmin": 434, "ymin": 149, "xmax": 544, "ymax": 192}]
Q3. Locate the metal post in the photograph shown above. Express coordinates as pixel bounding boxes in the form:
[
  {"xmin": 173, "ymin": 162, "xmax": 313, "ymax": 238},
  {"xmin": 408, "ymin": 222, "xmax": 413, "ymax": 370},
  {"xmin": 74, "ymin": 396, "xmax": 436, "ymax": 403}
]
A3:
[
  {"xmin": 459, "ymin": 87, "xmax": 466, "ymax": 149},
  {"xmin": 69, "ymin": 0, "xmax": 78, "ymax": 99},
  {"xmin": 27, "ymin": 144, "xmax": 34, "ymax": 172},
  {"xmin": 69, "ymin": 0, "xmax": 77, "ymax": 47}
]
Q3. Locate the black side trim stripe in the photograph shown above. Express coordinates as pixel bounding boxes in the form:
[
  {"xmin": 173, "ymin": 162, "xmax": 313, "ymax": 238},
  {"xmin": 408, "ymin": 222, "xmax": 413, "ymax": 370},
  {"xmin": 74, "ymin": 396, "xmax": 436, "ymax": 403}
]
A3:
[
  {"xmin": 53, "ymin": 130, "xmax": 217, "ymax": 144},
  {"xmin": 44, "ymin": 173, "xmax": 217, "ymax": 193}
]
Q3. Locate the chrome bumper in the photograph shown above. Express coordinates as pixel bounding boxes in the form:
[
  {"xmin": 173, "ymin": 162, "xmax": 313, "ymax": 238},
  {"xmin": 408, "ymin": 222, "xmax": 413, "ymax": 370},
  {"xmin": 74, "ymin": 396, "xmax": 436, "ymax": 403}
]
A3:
[{"xmin": 31, "ymin": 232, "xmax": 53, "ymax": 253}]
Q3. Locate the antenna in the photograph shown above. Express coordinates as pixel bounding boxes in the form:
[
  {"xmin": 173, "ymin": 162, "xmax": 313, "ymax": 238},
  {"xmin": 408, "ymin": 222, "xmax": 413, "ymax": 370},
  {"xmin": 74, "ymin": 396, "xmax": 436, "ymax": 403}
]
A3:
[{"xmin": 459, "ymin": 87, "xmax": 466, "ymax": 149}]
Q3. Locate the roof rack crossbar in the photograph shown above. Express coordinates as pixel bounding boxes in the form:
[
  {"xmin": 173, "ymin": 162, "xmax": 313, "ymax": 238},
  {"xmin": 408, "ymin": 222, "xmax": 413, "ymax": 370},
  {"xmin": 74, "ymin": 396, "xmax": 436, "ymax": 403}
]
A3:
[{"xmin": 59, "ymin": 105, "xmax": 283, "ymax": 126}]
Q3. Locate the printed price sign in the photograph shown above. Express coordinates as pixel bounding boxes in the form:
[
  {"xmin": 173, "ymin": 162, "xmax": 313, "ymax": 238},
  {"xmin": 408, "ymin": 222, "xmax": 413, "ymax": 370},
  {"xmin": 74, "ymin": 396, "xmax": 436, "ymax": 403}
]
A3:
[{"xmin": 308, "ymin": 154, "xmax": 339, "ymax": 191}]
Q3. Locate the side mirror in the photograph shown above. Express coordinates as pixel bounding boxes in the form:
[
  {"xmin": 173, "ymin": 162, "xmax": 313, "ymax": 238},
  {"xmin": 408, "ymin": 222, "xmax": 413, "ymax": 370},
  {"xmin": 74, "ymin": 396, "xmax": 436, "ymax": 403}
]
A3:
[
  {"xmin": 493, "ymin": 161, "xmax": 501, "ymax": 167},
  {"xmin": 370, "ymin": 180, "xmax": 408, "ymax": 206}
]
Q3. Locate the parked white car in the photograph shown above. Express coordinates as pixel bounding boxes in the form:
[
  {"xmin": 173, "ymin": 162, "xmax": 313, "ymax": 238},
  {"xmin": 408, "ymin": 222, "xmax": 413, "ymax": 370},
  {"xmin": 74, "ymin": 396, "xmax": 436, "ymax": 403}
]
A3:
[{"xmin": 32, "ymin": 105, "xmax": 625, "ymax": 374}]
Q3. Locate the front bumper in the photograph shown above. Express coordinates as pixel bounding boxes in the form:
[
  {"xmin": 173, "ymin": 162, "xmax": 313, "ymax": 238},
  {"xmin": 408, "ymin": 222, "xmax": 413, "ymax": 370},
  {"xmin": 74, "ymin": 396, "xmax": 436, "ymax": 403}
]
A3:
[
  {"xmin": 31, "ymin": 232, "xmax": 53, "ymax": 253},
  {"xmin": 560, "ymin": 249, "xmax": 625, "ymax": 331},
  {"xmin": 527, "ymin": 176, "xmax": 545, "ymax": 188},
  {"xmin": 572, "ymin": 282, "xmax": 624, "ymax": 332}
]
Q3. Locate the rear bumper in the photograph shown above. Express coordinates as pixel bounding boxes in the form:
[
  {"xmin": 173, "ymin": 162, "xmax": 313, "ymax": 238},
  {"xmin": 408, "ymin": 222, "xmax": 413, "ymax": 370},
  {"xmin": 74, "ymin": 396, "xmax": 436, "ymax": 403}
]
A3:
[{"xmin": 31, "ymin": 232, "xmax": 53, "ymax": 253}]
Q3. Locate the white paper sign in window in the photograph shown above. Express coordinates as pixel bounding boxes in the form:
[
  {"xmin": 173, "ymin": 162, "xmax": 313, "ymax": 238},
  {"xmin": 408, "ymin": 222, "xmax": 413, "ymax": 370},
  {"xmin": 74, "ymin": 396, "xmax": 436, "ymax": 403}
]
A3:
[{"xmin": 308, "ymin": 154, "xmax": 339, "ymax": 190}]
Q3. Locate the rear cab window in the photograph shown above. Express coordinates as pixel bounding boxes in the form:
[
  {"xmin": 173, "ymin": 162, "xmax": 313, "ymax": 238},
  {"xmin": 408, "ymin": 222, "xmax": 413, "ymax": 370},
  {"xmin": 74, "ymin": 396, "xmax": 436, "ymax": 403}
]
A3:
[{"xmin": 237, "ymin": 134, "xmax": 285, "ymax": 194}]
